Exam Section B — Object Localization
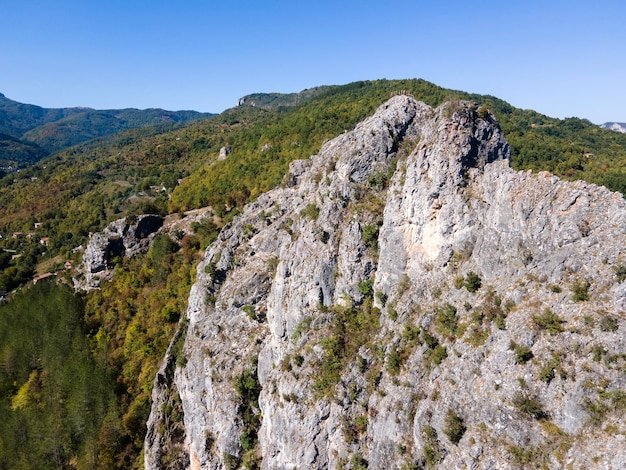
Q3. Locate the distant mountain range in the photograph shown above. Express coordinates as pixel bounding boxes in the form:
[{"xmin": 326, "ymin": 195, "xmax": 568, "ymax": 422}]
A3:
[
  {"xmin": 0, "ymin": 92, "xmax": 213, "ymax": 167},
  {"xmin": 601, "ymin": 122, "xmax": 626, "ymax": 133}
]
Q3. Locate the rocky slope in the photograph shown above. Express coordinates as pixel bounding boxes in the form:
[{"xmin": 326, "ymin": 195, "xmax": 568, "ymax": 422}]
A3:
[
  {"xmin": 602, "ymin": 122, "xmax": 626, "ymax": 134},
  {"xmin": 145, "ymin": 96, "xmax": 626, "ymax": 469}
]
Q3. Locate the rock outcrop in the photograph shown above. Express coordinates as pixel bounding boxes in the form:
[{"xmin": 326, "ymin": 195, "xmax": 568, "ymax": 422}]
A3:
[
  {"xmin": 146, "ymin": 96, "xmax": 626, "ymax": 469},
  {"xmin": 601, "ymin": 122, "xmax": 626, "ymax": 134},
  {"xmin": 75, "ymin": 214, "xmax": 163, "ymax": 290}
]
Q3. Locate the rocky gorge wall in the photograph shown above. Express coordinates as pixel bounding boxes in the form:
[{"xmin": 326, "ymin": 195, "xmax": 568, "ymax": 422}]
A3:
[{"xmin": 145, "ymin": 96, "xmax": 626, "ymax": 469}]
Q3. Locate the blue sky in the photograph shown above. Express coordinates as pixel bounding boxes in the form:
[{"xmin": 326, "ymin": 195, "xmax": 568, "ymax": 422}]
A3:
[{"xmin": 2, "ymin": 1, "xmax": 625, "ymax": 123}]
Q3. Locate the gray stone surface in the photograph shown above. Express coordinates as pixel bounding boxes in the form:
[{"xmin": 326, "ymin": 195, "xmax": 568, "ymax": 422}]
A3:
[
  {"xmin": 145, "ymin": 96, "xmax": 626, "ymax": 469},
  {"xmin": 74, "ymin": 214, "xmax": 163, "ymax": 290}
]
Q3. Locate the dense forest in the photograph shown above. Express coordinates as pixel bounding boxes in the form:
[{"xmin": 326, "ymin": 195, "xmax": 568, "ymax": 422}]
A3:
[{"xmin": 1, "ymin": 78, "xmax": 626, "ymax": 468}]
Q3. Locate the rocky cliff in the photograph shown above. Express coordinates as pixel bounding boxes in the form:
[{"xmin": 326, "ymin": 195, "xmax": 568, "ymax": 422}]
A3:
[{"xmin": 145, "ymin": 96, "xmax": 626, "ymax": 469}]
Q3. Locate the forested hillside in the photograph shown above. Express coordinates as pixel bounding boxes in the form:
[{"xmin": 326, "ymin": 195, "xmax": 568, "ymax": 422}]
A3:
[
  {"xmin": 1, "ymin": 79, "xmax": 626, "ymax": 469},
  {"xmin": 0, "ymin": 92, "xmax": 212, "ymax": 167}
]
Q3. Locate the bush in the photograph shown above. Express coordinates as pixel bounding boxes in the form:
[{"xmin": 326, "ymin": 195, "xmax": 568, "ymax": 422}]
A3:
[
  {"xmin": 429, "ymin": 345, "xmax": 448, "ymax": 366},
  {"xmin": 435, "ymin": 303, "xmax": 458, "ymax": 337},
  {"xmin": 512, "ymin": 391, "xmax": 546, "ymax": 419},
  {"xmin": 538, "ymin": 352, "xmax": 564, "ymax": 383},
  {"xmin": 421, "ymin": 425, "xmax": 442, "ymax": 467},
  {"xmin": 464, "ymin": 271, "xmax": 482, "ymax": 292},
  {"xmin": 533, "ymin": 309, "xmax": 564, "ymax": 334},
  {"xmin": 443, "ymin": 409, "xmax": 466, "ymax": 444},
  {"xmin": 571, "ymin": 279, "xmax": 590, "ymax": 302},
  {"xmin": 614, "ymin": 264, "xmax": 626, "ymax": 283},
  {"xmin": 510, "ymin": 341, "xmax": 534, "ymax": 364},
  {"xmin": 355, "ymin": 415, "xmax": 368, "ymax": 434},
  {"xmin": 599, "ymin": 315, "xmax": 618, "ymax": 332},
  {"xmin": 233, "ymin": 365, "xmax": 261, "ymax": 455},
  {"xmin": 362, "ymin": 223, "xmax": 380, "ymax": 253},
  {"xmin": 301, "ymin": 203, "xmax": 320, "ymax": 221},
  {"xmin": 223, "ymin": 452, "xmax": 240, "ymax": 470},
  {"xmin": 387, "ymin": 347, "xmax": 401, "ymax": 375},
  {"xmin": 358, "ymin": 278, "xmax": 374, "ymax": 298},
  {"xmin": 367, "ymin": 171, "xmax": 388, "ymax": 190},
  {"xmin": 242, "ymin": 305, "xmax": 256, "ymax": 320},
  {"xmin": 190, "ymin": 218, "xmax": 219, "ymax": 248},
  {"xmin": 314, "ymin": 301, "xmax": 380, "ymax": 395},
  {"xmin": 477, "ymin": 104, "xmax": 489, "ymax": 119}
]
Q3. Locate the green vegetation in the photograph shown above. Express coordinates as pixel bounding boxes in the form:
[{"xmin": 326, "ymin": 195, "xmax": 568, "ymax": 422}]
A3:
[
  {"xmin": 614, "ymin": 264, "xmax": 626, "ymax": 283},
  {"xmin": 538, "ymin": 352, "xmax": 565, "ymax": 383},
  {"xmin": 512, "ymin": 391, "xmax": 546, "ymax": 420},
  {"xmin": 362, "ymin": 223, "xmax": 380, "ymax": 252},
  {"xmin": 2, "ymin": 78, "xmax": 626, "ymax": 294},
  {"xmin": 0, "ymin": 281, "xmax": 117, "ymax": 469},
  {"xmin": 233, "ymin": 361, "xmax": 262, "ymax": 461},
  {"xmin": 582, "ymin": 382, "xmax": 626, "ymax": 426},
  {"xmin": 421, "ymin": 425, "xmax": 443, "ymax": 468},
  {"xmin": 463, "ymin": 271, "xmax": 482, "ymax": 292},
  {"xmin": 386, "ymin": 346, "xmax": 401, "ymax": 375},
  {"xmin": 435, "ymin": 303, "xmax": 459, "ymax": 337},
  {"xmin": 510, "ymin": 341, "xmax": 534, "ymax": 364},
  {"xmin": 570, "ymin": 279, "xmax": 590, "ymax": 302},
  {"xmin": 507, "ymin": 420, "xmax": 573, "ymax": 468},
  {"xmin": 455, "ymin": 271, "xmax": 482, "ymax": 293},
  {"xmin": 443, "ymin": 409, "xmax": 466, "ymax": 444},
  {"xmin": 292, "ymin": 316, "xmax": 313, "ymax": 340},
  {"xmin": 532, "ymin": 308, "xmax": 565, "ymax": 334},
  {"xmin": 82, "ymin": 231, "xmax": 197, "ymax": 467},
  {"xmin": 0, "ymin": 133, "xmax": 48, "ymax": 168},
  {"xmin": 549, "ymin": 284, "xmax": 562, "ymax": 293},
  {"xmin": 313, "ymin": 289, "xmax": 381, "ymax": 394},
  {"xmin": 464, "ymin": 291, "xmax": 509, "ymax": 346},
  {"xmin": 0, "ymin": 92, "xmax": 211, "ymax": 164},
  {"xmin": 599, "ymin": 315, "xmax": 619, "ymax": 332},
  {"xmin": 300, "ymin": 203, "xmax": 320, "ymax": 221}
]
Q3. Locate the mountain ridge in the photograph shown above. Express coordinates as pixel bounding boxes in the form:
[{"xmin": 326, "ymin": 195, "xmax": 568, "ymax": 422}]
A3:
[{"xmin": 0, "ymin": 92, "xmax": 213, "ymax": 167}]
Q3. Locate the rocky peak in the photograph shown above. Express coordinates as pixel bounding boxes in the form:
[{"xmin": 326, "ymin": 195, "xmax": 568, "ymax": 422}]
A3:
[{"xmin": 145, "ymin": 96, "xmax": 626, "ymax": 469}]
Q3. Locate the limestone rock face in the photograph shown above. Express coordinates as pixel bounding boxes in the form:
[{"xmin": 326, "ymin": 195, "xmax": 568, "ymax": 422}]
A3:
[
  {"xmin": 75, "ymin": 214, "xmax": 163, "ymax": 290},
  {"xmin": 146, "ymin": 96, "xmax": 626, "ymax": 469},
  {"xmin": 218, "ymin": 146, "xmax": 231, "ymax": 160},
  {"xmin": 601, "ymin": 122, "xmax": 626, "ymax": 133}
]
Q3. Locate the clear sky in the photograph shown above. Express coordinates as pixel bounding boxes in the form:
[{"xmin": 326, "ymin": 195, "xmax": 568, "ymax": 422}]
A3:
[{"xmin": 2, "ymin": 1, "xmax": 624, "ymax": 124}]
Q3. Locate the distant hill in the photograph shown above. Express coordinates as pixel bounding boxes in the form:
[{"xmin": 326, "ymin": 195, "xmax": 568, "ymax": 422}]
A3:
[
  {"xmin": 601, "ymin": 122, "xmax": 626, "ymax": 133},
  {"xmin": 0, "ymin": 92, "xmax": 213, "ymax": 167},
  {"xmin": 0, "ymin": 92, "xmax": 85, "ymax": 137},
  {"xmin": 236, "ymin": 86, "xmax": 334, "ymax": 110},
  {"xmin": 0, "ymin": 133, "xmax": 48, "ymax": 168}
]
